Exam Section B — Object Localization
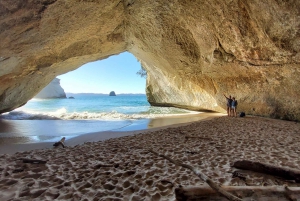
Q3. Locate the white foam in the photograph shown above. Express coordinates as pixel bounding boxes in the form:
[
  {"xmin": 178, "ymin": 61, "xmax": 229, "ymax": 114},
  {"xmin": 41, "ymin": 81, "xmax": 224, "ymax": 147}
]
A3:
[{"xmin": 1, "ymin": 106, "xmax": 200, "ymax": 120}]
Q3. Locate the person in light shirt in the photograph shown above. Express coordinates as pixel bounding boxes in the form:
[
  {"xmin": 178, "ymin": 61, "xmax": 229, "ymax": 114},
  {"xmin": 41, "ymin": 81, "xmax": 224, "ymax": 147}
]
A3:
[{"xmin": 231, "ymin": 97, "xmax": 238, "ymax": 117}]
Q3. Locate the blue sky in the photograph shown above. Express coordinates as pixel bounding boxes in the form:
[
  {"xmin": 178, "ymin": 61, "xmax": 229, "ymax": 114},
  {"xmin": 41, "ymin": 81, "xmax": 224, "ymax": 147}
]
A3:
[{"xmin": 57, "ymin": 52, "xmax": 146, "ymax": 94}]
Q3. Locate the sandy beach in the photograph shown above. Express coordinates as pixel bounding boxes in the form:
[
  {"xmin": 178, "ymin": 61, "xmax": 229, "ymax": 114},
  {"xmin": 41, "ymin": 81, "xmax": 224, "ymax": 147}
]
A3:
[
  {"xmin": 0, "ymin": 112, "xmax": 224, "ymax": 155},
  {"xmin": 1, "ymin": 115, "xmax": 300, "ymax": 200}
]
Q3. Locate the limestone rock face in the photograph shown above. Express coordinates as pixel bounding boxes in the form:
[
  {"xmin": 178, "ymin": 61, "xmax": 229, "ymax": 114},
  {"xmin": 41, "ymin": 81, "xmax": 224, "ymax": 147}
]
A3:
[
  {"xmin": 0, "ymin": 0, "xmax": 299, "ymax": 120},
  {"xmin": 34, "ymin": 78, "xmax": 66, "ymax": 99}
]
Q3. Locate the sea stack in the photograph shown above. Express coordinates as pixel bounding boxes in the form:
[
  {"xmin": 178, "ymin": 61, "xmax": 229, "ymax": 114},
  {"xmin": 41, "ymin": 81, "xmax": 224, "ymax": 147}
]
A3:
[
  {"xmin": 109, "ymin": 91, "xmax": 116, "ymax": 96},
  {"xmin": 34, "ymin": 78, "xmax": 66, "ymax": 99}
]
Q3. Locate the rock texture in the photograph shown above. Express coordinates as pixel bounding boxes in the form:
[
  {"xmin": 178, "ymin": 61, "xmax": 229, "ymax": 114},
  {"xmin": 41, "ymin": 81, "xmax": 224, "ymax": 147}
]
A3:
[
  {"xmin": 34, "ymin": 78, "xmax": 66, "ymax": 99},
  {"xmin": 0, "ymin": 0, "xmax": 299, "ymax": 120}
]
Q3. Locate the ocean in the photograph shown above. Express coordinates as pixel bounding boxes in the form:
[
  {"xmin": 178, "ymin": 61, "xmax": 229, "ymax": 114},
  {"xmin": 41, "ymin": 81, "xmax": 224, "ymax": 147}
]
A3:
[{"xmin": 0, "ymin": 94, "xmax": 200, "ymax": 144}]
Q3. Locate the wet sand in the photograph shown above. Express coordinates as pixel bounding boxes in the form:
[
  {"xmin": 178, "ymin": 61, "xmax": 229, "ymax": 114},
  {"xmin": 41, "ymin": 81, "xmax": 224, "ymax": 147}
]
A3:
[
  {"xmin": 0, "ymin": 112, "xmax": 224, "ymax": 155},
  {"xmin": 0, "ymin": 115, "xmax": 300, "ymax": 200}
]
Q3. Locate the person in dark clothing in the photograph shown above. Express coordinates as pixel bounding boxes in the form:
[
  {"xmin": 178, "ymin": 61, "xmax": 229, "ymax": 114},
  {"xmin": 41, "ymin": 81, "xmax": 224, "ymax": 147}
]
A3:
[
  {"xmin": 231, "ymin": 97, "xmax": 238, "ymax": 117},
  {"xmin": 224, "ymin": 94, "xmax": 232, "ymax": 117}
]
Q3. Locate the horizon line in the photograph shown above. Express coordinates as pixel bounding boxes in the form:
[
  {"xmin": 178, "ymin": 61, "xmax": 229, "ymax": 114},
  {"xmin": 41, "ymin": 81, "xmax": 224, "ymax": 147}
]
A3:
[{"xmin": 65, "ymin": 92, "xmax": 146, "ymax": 94}]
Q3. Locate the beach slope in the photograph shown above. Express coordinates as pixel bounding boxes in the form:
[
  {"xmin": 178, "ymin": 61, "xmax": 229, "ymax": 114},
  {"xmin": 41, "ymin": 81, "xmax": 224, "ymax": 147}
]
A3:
[{"xmin": 0, "ymin": 116, "xmax": 300, "ymax": 200}]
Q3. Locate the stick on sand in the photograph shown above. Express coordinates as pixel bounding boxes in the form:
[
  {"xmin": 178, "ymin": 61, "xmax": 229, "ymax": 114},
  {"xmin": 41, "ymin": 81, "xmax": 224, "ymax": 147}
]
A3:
[
  {"xmin": 232, "ymin": 160, "xmax": 300, "ymax": 183},
  {"xmin": 53, "ymin": 137, "xmax": 66, "ymax": 148},
  {"xmin": 148, "ymin": 149, "xmax": 242, "ymax": 201}
]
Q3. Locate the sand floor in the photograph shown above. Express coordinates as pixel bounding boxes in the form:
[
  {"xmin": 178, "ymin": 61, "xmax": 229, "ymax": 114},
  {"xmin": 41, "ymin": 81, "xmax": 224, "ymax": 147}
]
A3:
[{"xmin": 0, "ymin": 116, "xmax": 300, "ymax": 200}]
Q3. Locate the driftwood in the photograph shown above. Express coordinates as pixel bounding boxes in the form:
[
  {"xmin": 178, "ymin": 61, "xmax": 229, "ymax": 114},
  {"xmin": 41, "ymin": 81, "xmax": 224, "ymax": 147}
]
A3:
[
  {"xmin": 232, "ymin": 160, "xmax": 300, "ymax": 183},
  {"xmin": 21, "ymin": 158, "xmax": 47, "ymax": 164},
  {"xmin": 53, "ymin": 137, "xmax": 66, "ymax": 148},
  {"xmin": 175, "ymin": 185, "xmax": 300, "ymax": 201},
  {"xmin": 148, "ymin": 149, "xmax": 241, "ymax": 201}
]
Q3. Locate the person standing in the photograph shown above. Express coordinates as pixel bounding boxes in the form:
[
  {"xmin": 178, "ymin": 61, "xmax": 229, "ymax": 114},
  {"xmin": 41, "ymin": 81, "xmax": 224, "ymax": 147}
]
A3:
[
  {"xmin": 224, "ymin": 94, "xmax": 232, "ymax": 116},
  {"xmin": 231, "ymin": 97, "xmax": 238, "ymax": 117}
]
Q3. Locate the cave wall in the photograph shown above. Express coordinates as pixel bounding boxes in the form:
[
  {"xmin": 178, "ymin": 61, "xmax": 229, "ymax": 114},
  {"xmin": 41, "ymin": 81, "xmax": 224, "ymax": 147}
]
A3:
[{"xmin": 0, "ymin": 0, "xmax": 299, "ymax": 120}]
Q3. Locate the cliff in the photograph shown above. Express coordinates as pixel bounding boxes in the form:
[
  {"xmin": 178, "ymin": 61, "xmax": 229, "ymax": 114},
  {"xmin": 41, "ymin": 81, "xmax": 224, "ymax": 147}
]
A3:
[
  {"xmin": 34, "ymin": 78, "xmax": 66, "ymax": 99},
  {"xmin": 0, "ymin": 0, "xmax": 299, "ymax": 120}
]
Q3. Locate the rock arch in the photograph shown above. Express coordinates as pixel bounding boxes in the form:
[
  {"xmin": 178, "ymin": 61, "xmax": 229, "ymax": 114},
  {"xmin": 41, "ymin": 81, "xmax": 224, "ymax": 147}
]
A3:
[{"xmin": 0, "ymin": 0, "xmax": 300, "ymax": 120}]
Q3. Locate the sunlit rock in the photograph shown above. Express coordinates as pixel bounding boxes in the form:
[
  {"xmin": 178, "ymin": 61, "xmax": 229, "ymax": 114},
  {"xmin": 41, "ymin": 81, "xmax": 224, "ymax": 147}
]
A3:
[
  {"xmin": 0, "ymin": 0, "xmax": 299, "ymax": 120},
  {"xmin": 34, "ymin": 78, "xmax": 66, "ymax": 99}
]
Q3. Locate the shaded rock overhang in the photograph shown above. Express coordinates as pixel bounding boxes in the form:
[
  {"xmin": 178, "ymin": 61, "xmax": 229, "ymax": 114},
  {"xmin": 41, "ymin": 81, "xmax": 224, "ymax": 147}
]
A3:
[{"xmin": 0, "ymin": 0, "xmax": 299, "ymax": 120}]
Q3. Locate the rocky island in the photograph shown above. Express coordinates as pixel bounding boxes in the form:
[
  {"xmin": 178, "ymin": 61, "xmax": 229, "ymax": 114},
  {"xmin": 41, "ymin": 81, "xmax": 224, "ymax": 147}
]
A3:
[{"xmin": 109, "ymin": 91, "xmax": 116, "ymax": 96}]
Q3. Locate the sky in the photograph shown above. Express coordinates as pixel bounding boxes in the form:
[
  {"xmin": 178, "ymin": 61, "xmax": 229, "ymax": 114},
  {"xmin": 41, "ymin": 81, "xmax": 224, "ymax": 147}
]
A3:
[{"xmin": 57, "ymin": 52, "xmax": 146, "ymax": 94}]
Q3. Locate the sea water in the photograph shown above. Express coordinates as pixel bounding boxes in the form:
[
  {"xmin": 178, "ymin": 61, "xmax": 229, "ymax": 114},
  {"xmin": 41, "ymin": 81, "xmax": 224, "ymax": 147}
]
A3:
[{"xmin": 0, "ymin": 94, "xmax": 197, "ymax": 143}]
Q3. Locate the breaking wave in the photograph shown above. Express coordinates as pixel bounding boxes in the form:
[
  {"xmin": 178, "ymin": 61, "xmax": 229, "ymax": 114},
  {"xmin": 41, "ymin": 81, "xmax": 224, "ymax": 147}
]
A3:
[{"xmin": 0, "ymin": 107, "xmax": 199, "ymax": 120}]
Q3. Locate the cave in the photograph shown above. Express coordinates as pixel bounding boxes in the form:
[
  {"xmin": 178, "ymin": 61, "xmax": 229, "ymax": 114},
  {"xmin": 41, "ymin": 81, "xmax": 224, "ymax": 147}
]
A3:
[{"xmin": 0, "ymin": 0, "xmax": 299, "ymax": 120}]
